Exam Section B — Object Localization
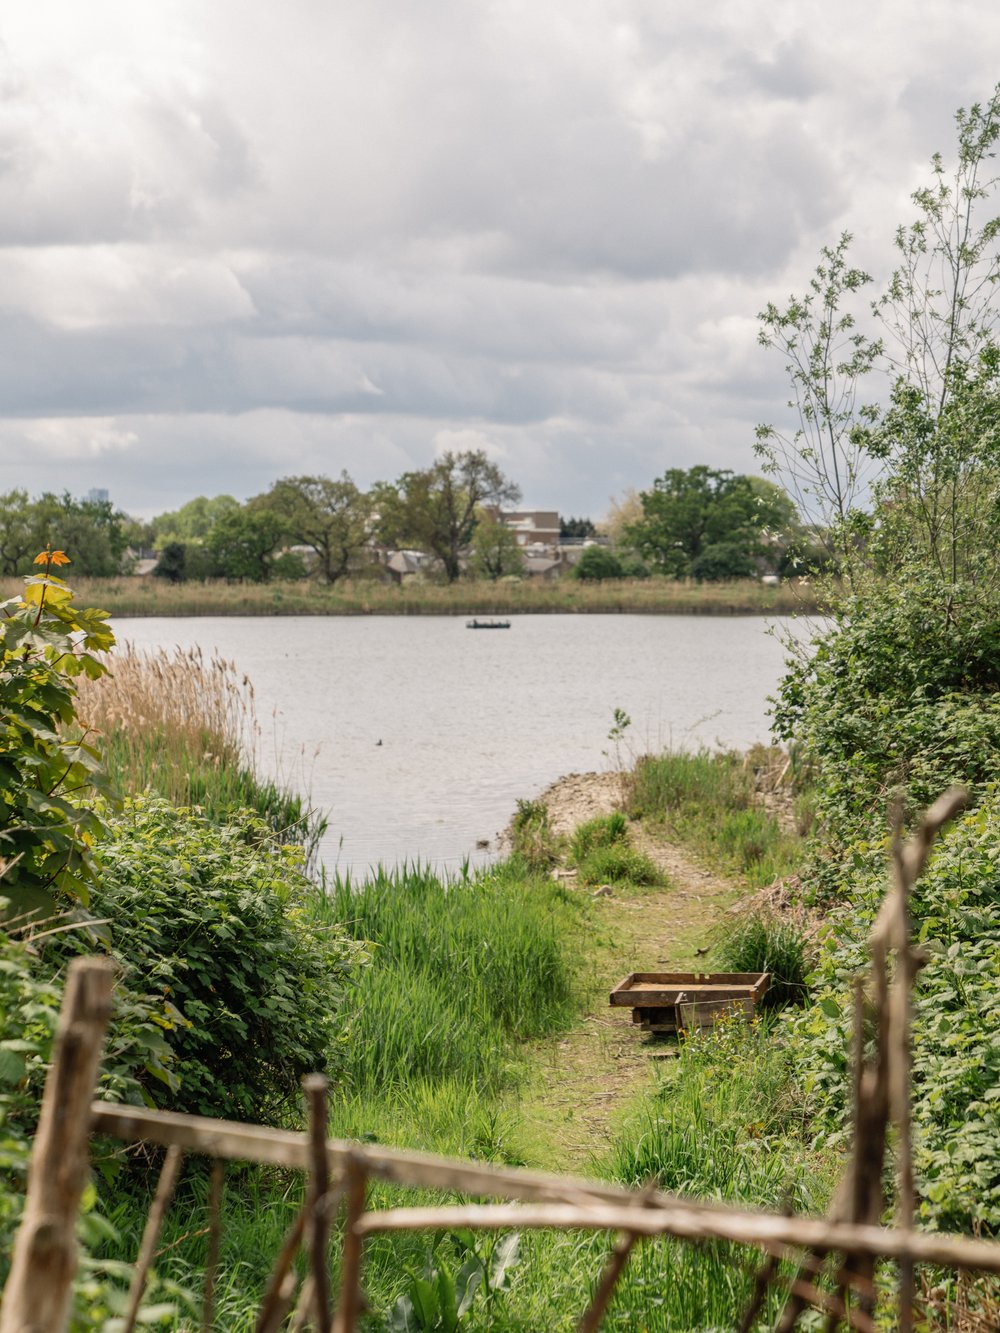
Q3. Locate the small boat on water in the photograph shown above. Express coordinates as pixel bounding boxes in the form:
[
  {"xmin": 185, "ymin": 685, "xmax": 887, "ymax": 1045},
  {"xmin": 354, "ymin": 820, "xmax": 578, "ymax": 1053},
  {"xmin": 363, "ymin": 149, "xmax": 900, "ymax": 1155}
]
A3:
[{"xmin": 466, "ymin": 619, "xmax": 511, "ymax": 630}]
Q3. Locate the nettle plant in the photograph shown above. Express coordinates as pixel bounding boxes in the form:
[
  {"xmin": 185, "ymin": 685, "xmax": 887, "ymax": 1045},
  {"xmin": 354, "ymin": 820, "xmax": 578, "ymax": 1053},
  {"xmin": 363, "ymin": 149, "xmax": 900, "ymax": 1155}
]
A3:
[{"xmin": 0, "ymin": 548, "xmax": 115, "ymax": 921}]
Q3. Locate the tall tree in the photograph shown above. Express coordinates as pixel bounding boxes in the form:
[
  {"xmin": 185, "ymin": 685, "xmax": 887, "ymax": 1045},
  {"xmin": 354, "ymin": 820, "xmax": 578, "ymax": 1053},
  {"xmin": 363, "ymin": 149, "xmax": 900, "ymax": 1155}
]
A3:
[
  {"xmin": 469, "ymin": 510, "xmax": 525, "ymax": 580},
  {"xmin": 206, "ymin": 507, "xmax": 289, "ymax": 583},
  {"xmin": 627, "ymin": 467, "xmax": 796, "ymax": 578},
  {"xmin": 260, "ymin": 473, "xmax": 371, "ymax": 584},
  {"xmin": 376, "ymin": 451, "xmax": 521, "ymax": 583}
]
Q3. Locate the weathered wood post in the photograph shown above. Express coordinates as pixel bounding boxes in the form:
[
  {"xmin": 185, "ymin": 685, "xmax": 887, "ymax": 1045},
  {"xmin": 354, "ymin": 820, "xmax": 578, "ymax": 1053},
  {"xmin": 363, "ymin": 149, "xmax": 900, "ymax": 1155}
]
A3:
[{"xmin": 0, "ymin": 956, "xmax": 115, "ymax": 1333}]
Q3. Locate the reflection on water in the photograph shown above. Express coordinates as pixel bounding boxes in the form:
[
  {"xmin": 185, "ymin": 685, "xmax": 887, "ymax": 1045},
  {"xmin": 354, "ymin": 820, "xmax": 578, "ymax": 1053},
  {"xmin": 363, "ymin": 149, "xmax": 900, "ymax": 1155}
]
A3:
[{"xmin": 115, "ymin": 614, "xmax": 816, "ymax": 875}]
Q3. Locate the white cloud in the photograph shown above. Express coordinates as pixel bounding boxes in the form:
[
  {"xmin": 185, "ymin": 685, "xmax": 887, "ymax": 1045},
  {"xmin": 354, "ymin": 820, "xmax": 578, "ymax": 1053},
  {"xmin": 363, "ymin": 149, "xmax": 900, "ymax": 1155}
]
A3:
[{"xmin": 1, "ymin": 0, "xmax": 999, "ymax": 515}]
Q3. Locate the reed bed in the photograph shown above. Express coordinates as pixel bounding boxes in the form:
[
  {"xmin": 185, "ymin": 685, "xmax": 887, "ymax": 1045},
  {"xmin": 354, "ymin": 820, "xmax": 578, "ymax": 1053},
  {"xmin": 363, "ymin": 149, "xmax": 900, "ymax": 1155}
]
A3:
[
  {"xmin": 77, "ymin": 644, "xmax": 325, "ymax": 858},
  {"xmin": 314, "ymin": 861, "xmax": 580, "ymax": 1097},
  {"xmin": 7, "ymin": 574, "xmax": 823, "ymax": 618}
]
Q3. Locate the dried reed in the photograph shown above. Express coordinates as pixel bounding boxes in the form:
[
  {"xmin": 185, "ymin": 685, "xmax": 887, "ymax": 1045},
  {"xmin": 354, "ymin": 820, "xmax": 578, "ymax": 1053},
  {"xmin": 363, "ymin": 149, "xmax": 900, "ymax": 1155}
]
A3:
[{"xmin": 76, "ymin": 646, "xmax": 324, "ymax": 857}]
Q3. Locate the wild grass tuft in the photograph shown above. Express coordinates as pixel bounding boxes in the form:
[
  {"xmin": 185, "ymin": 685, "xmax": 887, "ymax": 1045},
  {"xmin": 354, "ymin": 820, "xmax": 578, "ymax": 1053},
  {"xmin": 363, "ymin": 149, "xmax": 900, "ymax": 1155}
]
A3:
[
  {"xmin": 716, "ymin": 912, "xmax": 810, "ymax": 1008},
  {"xmin": 626, "ymin": 749, "xmax": 801, "ymax": 887},
  {"xmin": 576, "ymin": 843, "xmax": 659, "ymax": 887},
  {"xmin": 77, "ymin": 644, "xmax": 326, "ymax": 861},
  {"xmin": 569, "ymin": 811, "xmax": 628, "ymax": 863},
  {"xmin": 509, "ymin": 797, "xmax": 561, "ymax": 871}
]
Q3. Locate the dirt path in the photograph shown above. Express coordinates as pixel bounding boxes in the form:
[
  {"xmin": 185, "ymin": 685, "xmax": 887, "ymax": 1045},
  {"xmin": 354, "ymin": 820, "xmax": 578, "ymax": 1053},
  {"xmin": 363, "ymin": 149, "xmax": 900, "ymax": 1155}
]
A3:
[{"xmin": 518, "ymin": 772, "xmax": 743, "ymax": 1170}]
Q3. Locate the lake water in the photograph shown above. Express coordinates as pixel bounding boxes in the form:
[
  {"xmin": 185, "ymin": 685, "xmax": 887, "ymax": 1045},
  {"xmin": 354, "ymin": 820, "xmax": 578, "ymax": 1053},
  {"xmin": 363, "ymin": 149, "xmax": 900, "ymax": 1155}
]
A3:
[{"xmin": 114, "ymin": 614, "xmax": 814, "ymax": 876}]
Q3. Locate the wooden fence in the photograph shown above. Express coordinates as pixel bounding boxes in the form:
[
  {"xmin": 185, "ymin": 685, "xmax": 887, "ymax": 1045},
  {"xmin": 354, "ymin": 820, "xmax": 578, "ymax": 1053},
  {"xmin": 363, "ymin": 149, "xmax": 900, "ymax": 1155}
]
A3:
[{"xmin": 3, "ymin": 787, "xmax": 1000, "ymax": 1331}]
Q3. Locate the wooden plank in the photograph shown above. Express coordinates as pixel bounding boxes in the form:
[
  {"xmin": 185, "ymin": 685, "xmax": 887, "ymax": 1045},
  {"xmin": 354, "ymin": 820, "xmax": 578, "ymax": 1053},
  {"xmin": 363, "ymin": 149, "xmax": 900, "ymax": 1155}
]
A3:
[
  {"xmin": 89, "ymin": 1102, "xmax": 749, "ymax": 1219},
  {"xmin": 678, "ymin": 998, "xmax": 754, "ymax": 1031},
  {"xmin": 351, "ymin": 1201, "xmax": 1000, "ymax": 1276},
  {"xmin": 616, "ymin": 986, "xmax": 764, "ymax": 1008},
  {"xmin": 615, "ymin": 971, "xmax": 766, "ymax": 986},
  {"xmin": 610, "ymin": 972, "xmax": 767, "ymax": 1005}
]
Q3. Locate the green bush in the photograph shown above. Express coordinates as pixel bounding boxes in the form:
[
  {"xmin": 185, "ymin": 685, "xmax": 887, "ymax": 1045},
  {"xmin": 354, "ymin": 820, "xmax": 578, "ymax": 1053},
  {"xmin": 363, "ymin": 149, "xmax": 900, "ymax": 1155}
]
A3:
[
  {"xmin": 715, "ymin": 912, "xmax": 809, "ymax": 1008},
  {"xmin": 576, "ymin": 843, "xmax": 658, "ymax": 887},
  {"xmin": 0, "ymin": 553, "xmax": 115, "ymax": 920},
  {"xmin": 786, "ymin": 791, "xmax": 1000, "ymax": 1232},
  {"xmin": 569, "ymin": 811, "xmax": 628, "ymax": 863},
  {"xmin": 572, "ymin": 546, "xmax": 624, "ymax": 580},
  {"xmin": 77, "ymin": 795, "xmax": 364, "ymax": 1121}
]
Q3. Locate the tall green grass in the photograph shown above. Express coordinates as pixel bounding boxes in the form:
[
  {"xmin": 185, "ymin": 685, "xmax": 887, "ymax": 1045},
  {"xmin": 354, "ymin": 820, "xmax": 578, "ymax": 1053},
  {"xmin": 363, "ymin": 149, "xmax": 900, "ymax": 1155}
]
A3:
[
  {"xmin": 627, "ymin": 749, "xmax": 802, "ymax": 887},
  {"xmin": 717, "ymin": 912, "xmax": 810, "ymax": 1009},
  {"xmin": 313, "ymin": 860, "xmax": 581, "ymax": 1098}
]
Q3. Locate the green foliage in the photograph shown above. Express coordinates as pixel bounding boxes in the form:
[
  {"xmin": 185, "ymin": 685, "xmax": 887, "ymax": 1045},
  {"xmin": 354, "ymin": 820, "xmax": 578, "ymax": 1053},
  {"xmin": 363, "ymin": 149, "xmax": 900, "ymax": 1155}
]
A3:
[
  {"xmin": 627, "ymin": 467, "xmax": 797, "ymax": 579},
  {"xmin": 0, "ymin": 491, "xmax": 136, "ymax": 577},
  {"xmin": 0, "ymin": 554, "xmax": 116, "ymax": 918},
  {"xmin": 152, "ymin": 541, "xmax": 186, "ymax": 583},
  {"xmin": 375, "ymin": 451, "xmax": 521, "ymax": 583},
  {"xmin": 787, "ymin": 792, "xmax": 1000, "ymax": 1232},
  {"xmin": 468, "ymin": 511, "xmax": 525, "ymax": 581},
  {"xmin": 569, "ymin": 811, "xmax": 628, "ymax": 863},
  {"xmin": 319, "ymin": 860, "xmax": 578, "ymax": 1096},
  {"xmin": 260, "ymin": 473, "xmax": 371, "ymax": 584},
  {"xmin": 689, "ymin": 541, "xmax": 756, "ymax": 582},
  {"xmin": 571, "ymin": 545, "xmax": 624, "ymax": 581},
  {"xmin": 772, "ymin": 580, "xmax": 1000, "ymax": 859},
  {"xmin": 150, "ymin": 494, "xmax": 240, "ymax": 545},
  {"xmin": 387, "ymin": 1231, "xmax": 522, "ymax": 1331},
  {"xmin": 509, "ymin": 797, "xmax": 560, "ymax": 871},
  {"xmin": 82, "ymin": 795, "xmax": 363, "ymax": 1120},
  {"xmin": 716, "ymin": 913, "xmax": 809, "ymax": 1009},
  {"xmin": 576, "ymin": 842, "xmax": 658, "ymax": 887},
  {"xmin": 559, "ymin": 516, "xmax": 596, "ymax": 539},
  {"xmin": 205, "ymin": 505, "xmax": 289, "ymax": 582}
]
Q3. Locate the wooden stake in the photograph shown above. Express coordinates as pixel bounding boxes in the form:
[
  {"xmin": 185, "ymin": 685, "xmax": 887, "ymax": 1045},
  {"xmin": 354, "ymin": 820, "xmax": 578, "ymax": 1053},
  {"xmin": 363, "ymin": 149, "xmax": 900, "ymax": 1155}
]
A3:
[
  {"xmin": 201, "ymin": 1160, "xmax": 225, "ymax": 1333},
  {"xmin": 334, "ymin": 1155, "xmax": 368, "ymax": 1333},
  {"xmin": 0, "ymin": 956, "xmax": 115, "ymax": 1333},
  {"xmin": 304, "ymin": 1075, "xmax": 333, "ymax": 1333},
  {"xmin": 122, "ymin": 1144, "xmax": 185, "ymax": 1333}
]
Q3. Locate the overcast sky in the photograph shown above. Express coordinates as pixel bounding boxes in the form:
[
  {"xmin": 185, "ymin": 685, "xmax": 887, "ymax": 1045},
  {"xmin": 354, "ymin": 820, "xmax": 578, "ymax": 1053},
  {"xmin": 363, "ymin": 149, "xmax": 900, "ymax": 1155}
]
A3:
[{"xmin": 1, "ymin": 2, "xmax": 999, "ymax": 520}]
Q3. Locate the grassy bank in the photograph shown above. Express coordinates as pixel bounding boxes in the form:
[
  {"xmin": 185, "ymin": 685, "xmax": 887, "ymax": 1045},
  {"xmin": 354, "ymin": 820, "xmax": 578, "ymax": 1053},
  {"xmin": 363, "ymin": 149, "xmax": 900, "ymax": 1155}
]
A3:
[{"xmin": 6, "ymin": 573, "xmax": 823, "ymax": 617}]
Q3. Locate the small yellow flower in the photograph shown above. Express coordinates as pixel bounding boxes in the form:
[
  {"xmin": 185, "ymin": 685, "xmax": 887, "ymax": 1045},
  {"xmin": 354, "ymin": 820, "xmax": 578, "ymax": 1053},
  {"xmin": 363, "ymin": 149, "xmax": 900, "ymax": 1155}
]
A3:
[{"xmin": 33, "ymin": 548, "xmax": 71, "ymax": 566}]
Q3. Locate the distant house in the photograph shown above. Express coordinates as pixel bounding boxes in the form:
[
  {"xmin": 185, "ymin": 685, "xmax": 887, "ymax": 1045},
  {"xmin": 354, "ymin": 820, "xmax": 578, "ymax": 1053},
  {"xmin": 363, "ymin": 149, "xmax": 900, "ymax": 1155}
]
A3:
[
  {"xmin": 385, "ymin": 550, "xmax": 435, "ymax": 584},
  {"xmin": 500, "ymin": 510, "xmax": 561, "ymax": 550},
  {"xmin": 524, "ymin": 555, "xmax": 561, "ymax": 581}
]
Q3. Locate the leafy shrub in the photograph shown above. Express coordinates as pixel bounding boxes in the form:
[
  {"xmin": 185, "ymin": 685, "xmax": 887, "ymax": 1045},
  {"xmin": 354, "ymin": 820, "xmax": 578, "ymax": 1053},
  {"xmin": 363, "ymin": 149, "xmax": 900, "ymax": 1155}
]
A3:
[
  {"xmin": 77, "ymin": 795, "xmax": 364, "ymax": 1121},
  {"xmin": 690, "ymin": 541, "xmax": 756, "ymax": 581},
  {"xmin": 576, "ymin": 843, "xmax": 658, "ymax": 887},
  {"xmin": 572, "ymin": 546, "xmax": 624, "ymax": 581},
  {"xmin": 786, "ymin": 791, "xmax": 1000, "ymax": 1232},
  {"xmin": 716, "ymin": 912, "xmax": 809, "ymax": 1008},
  {"xmin": 569, "ymin": 811, "xmax": 628, "ymax": 863},
  {"xmin": 0, "ymin": 551, "xmax": 115, "ymax": 920}
]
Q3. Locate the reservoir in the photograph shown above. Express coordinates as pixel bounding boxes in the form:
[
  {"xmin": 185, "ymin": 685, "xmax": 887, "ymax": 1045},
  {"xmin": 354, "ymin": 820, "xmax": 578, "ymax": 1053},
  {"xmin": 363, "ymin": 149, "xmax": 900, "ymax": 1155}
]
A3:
[{"xmin": 114, "ymin": 613, "xmax": 815, "ymax": 876}]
